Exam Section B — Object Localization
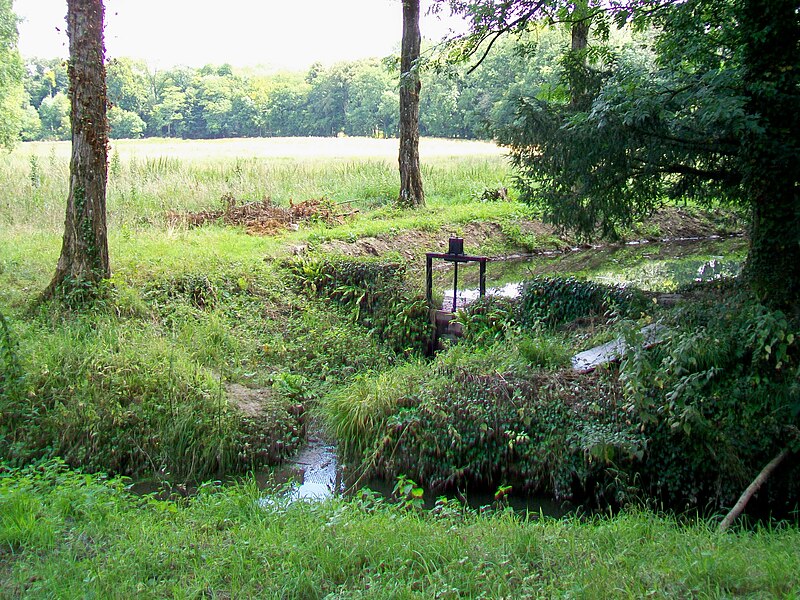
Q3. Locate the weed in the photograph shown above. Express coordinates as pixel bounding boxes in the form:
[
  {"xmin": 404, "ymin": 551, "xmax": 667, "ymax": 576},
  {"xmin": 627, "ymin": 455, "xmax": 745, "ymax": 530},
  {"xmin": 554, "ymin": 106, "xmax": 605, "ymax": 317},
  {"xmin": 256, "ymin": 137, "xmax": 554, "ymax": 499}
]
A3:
[{"xmin": 518, "ymin": 275, "xmax": 647, "ymax": 328}]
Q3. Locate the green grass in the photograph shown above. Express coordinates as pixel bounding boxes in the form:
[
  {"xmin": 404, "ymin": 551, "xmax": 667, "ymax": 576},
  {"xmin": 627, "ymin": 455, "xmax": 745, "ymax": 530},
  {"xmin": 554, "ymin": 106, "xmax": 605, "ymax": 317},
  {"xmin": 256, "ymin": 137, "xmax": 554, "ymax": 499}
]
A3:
[
  {"xmin": 1, "ymin": 138, "xmax": 510, "ymax": 230},
  {"xmin": 1, "ymin": 136, "xmax": 795, "ymax": 595},
  {"xmin": 0, "ymin": 463, "xmax": 798, "ymax": 598}
]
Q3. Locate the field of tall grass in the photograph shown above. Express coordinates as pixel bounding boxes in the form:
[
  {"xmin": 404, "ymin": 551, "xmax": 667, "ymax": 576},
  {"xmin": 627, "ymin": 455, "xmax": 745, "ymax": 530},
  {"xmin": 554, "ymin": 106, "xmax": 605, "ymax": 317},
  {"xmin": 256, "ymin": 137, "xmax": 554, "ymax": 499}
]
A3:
[{"xmin": 1, "ymin": 137, "xmax": 509, "ymax": 231}]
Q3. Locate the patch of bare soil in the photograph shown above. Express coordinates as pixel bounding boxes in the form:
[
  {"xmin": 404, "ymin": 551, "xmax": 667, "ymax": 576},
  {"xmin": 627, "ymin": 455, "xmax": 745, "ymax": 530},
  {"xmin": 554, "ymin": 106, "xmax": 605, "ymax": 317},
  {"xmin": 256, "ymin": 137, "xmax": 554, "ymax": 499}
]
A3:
[
  {"xmin": 315, "ymin": 206, "xmax": 744, "ymax": 261},
  {"xmin": 226, "ymin": 383, "xmax": 306, "ymax": 464},
  {"xmin": 319, "ymin": 221, "xmax": 546, "ymax": 260},
  {"xmin": 225, "ymin": 383, "xmax": 276, "ymax": 418},
  {"xmin": 168, "ymin": 194, "xmax": 356, "ymax": 235},
  {"xmin": 643, "ymin": 207, "xmax": 744, "ymax": 240}
]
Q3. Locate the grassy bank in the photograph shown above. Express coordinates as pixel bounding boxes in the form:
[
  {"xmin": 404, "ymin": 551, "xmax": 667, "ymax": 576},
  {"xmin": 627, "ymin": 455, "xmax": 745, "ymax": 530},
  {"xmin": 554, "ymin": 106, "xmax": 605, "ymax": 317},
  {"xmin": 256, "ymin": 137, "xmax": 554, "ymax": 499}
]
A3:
[
  {"xmin": 0, "ymin": 138, "xmax": 519, "ymax": 481},
  {"xmin": 1, "ymin": 463, "xmax": 798, "ymax": 598},
  {"xmin": 0, "ymin": 136, "xmax": 797, "ymax": 595}
]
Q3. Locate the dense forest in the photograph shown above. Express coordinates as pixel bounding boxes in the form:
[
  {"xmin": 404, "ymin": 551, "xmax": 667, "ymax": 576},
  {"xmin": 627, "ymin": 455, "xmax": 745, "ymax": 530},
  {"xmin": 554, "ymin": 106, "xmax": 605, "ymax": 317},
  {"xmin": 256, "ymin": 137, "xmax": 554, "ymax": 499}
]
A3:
[{"xmin": 19, "ymin": 30, "xmax": 573, "ymax": 141}]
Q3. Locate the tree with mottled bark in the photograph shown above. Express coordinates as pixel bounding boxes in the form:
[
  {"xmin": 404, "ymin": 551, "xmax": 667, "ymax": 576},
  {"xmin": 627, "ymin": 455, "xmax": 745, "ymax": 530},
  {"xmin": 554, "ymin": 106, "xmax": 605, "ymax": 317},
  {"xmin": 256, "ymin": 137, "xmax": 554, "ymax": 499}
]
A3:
[
  {"xmin": 398, "ymin": 0, "xmax": 425, "ymax": 208},
  {"xmin": 43, "ymin": 0, "xmax": 110, "ymax": 299}
]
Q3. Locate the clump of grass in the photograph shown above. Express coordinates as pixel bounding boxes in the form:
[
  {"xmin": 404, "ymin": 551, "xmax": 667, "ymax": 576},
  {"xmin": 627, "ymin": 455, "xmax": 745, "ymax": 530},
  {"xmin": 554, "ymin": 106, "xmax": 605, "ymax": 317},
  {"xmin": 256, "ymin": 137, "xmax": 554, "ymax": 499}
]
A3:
[
  {"xmin": 0, "ymin": 311, "xmax": 302, "ymax": 481},
  {"xmin": 517, "ymin": 331, "xmax": 574, "ymax": 369},
  {"xmin": 322, "ymin": 360, "xmax": 428, "ymax": 461}
]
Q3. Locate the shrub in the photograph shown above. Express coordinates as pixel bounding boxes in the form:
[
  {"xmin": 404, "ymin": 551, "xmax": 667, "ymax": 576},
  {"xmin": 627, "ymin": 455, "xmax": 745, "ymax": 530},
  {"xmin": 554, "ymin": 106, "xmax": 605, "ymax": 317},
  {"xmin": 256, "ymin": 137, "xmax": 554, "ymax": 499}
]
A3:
[
  {"xmin": 371, "ymin": 368, "xmax": 643, "ymax": 505},
  {"xmin": 286, "ymin": 255, "xmax": 432, "ymax": 355},
  {"xmin": 620, "ymin": 289, "xmax": 800, "ymax": 511},
  {"xmin": 518, "ymin": 276, "xmax": 647, "ymax": 328}
]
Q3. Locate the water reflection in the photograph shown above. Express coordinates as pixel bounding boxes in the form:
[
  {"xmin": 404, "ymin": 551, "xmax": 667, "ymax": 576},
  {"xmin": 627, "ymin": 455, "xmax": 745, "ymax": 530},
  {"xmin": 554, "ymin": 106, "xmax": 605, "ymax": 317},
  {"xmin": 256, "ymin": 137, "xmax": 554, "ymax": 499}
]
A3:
[
  {"xmin": 257, "ymin": 436, "xmax": 343, "ymax": 504},
  {"xmin": 432, "ymin": 236, "xmax": 746, "ymax": 305}
]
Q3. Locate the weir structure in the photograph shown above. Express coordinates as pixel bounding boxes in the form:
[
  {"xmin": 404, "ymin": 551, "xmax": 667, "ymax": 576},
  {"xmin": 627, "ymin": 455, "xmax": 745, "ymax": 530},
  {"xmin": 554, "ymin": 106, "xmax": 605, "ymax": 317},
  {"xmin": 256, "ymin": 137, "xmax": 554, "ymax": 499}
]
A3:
[{"xmin": 425, "ymin": 237, "xmax": 488, "ymax": 348}]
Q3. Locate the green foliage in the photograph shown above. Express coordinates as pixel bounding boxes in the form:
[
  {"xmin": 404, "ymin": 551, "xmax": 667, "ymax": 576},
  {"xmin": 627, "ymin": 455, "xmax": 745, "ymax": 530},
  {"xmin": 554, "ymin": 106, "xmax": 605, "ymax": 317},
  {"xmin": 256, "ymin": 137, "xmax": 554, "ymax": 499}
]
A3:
[
  {"xmin": 1, "ymin": 463, "xmax": 798, "ymax": 597},
  {"xmin": 1, "ymin": 319, "xmax": 218, "ymax": 479},
  {"xmin": 322, "ymin": 361, "xmax": 427, "ymax": 462},
  {"xmin": 22, "ymin": 48, "xmax": 537, "ymax": 141},
  {"xmin": 0, "ymin": 0, "xmax": 24, "ymax": 149},
  {"xmin": 277, "ymin": 304, "xmax": 393, "ymax": 388},
  {"xmin": 517, "ymin": 331, "xmax": 573, "ymax": 370},
  {"xmin": 481, "ymin": 0, "xmax": 800, "ymax": 304},
  {"xmin": 107, "ymin": 106, "xmax": 146, "ymax": 139},
  {"xmin": 374, "ymin": 367, "xmax": 643, "ymax": 505},
  {"xmin": 286, "ymin": 255, "xmax": 432, "ymax": 355},
  {"xmin": 517, "ymin": 276, "xmax": 646, "ymax": 328},
  {"xmin": 0, "ymin": 300, "xmax": 306, "ymax": 481},
  {"xmin": 392, "ymin": 475, "xmax": 425, "ymax": 511},
  {"xmin": 0, "ymin": 311, "xmax": 23, "ymax": 405},
  {"xmin": 457, "ymin": 295, "xmax": 518, "ymax": 344},
  {"xmin": 620, "ymin": 289, "xmax": 800, "ymax": 508}
]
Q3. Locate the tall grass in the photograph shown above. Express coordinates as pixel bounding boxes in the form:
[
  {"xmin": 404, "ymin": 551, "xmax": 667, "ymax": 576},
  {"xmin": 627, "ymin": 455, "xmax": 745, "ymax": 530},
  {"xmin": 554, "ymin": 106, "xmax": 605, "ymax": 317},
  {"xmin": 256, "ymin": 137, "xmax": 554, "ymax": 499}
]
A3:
[
  {"xmin": 0, "ymin": 137, "xmax": 511, "ymax": 230},
  {"xmin": 1, "ymin": 464, "xmax": 798, "ymax": 598},
  {"xmin": 322, "ymin": 360, "xmax": 429, "ymax": 461}
]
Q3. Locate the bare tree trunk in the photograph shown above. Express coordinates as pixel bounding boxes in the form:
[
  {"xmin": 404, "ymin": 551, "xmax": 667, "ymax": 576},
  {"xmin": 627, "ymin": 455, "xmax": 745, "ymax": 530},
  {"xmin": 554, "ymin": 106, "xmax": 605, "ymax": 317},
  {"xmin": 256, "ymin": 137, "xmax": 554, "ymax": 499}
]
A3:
[
  {"xmin": 398, "ymin": 0, "xmax": 425, "ymax": 208},
  {"xmin": 43, "ymin": 0, "xmax": 109, "ymax": 299},
  {"xmin": 569, "ymin": 20, "xmax": 590, "ymax": 109}
]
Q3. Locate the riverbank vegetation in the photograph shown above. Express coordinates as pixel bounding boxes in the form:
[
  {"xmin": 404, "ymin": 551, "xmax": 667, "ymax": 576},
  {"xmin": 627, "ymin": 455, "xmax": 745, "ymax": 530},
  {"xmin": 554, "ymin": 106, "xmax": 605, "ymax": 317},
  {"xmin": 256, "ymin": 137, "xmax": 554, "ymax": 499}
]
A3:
[
  {"xmin": 1, "ymin": 137, "xmax": 797, "ymax": 594},
  {"xmin": 2, "ymin": 461, "xmax": 799, "ymax": 598}
]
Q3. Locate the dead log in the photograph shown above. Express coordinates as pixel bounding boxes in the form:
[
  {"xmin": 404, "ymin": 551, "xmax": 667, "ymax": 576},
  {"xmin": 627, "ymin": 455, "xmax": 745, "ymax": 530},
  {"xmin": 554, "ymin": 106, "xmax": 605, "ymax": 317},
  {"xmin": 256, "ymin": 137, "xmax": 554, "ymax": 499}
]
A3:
[{"xmin": 718, "ymin": 448, "xmax": 790, "ymax": 532}]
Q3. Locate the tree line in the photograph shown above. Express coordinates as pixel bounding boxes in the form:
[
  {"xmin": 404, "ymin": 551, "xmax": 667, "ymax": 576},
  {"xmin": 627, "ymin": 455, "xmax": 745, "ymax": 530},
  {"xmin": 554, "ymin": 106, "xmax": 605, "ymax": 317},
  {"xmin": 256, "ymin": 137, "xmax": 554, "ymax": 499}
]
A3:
[{"xmin": 18, "ymin": 30, "xmax": 572, "ymax": 142}]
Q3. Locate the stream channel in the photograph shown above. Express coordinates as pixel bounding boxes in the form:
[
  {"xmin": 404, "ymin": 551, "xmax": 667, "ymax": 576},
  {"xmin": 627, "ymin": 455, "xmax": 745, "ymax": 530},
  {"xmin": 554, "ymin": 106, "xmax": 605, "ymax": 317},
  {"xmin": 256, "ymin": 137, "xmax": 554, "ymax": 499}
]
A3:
[{"xmin": 256, "ymin": 235, "xmax": 747, "ymax": 512}]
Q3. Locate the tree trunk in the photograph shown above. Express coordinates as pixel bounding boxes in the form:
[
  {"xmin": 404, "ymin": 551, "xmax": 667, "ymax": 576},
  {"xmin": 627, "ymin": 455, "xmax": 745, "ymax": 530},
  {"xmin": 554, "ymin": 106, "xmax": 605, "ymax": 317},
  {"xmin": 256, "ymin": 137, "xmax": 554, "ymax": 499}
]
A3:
[
  {"xmin": 398, "ymin": 0, "xmax": 425, "ymax": 208},
  {"xmin": 569, "ymin": 20, "xmax": 590, "ymax": 109},
  {"xmin": 43, "ymin": 0, "xmax": 109, "ymax": 299},
  {"xmin": 739, "ymin": 0, "xmax": 800, "ymax": 311},
  {"xmin": 745, "ymin": 194, "xmax": 800, "ymax": 311}
]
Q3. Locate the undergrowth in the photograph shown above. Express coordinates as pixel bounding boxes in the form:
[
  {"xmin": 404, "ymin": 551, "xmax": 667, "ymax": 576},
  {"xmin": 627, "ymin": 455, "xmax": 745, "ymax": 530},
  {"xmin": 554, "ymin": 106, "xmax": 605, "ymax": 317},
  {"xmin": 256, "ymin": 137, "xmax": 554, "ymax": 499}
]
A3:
[{"xmin": 325, "ymin": 276, "xmax": 800, "ymax": 515}]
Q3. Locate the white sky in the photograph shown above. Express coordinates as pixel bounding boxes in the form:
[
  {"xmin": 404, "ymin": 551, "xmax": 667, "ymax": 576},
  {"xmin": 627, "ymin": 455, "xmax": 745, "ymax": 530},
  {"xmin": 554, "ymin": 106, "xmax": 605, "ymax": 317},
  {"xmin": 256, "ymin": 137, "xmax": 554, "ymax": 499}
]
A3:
[{"xmin": 14, "ymin": 0, "xmax": 466, "ymax": 72}]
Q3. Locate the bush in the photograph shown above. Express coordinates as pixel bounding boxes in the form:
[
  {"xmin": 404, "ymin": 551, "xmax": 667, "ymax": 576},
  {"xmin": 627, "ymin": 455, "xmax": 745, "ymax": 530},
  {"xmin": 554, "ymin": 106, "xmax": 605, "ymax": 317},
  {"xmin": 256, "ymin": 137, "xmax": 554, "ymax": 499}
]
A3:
[
  {"xmin": 620, "ymin": 289, "xmax": 800, "ymax": 511},
  {"xmin": 322, "ymin": 361, "xmax": 428, "ymax": 462},
  {"xmin": 370, "ymin": 367, "xmax": 643, "ymax": 505},
  {"xmin": 518, "ymin": 276, "xmax": 647, "ymax": 328},
  {"xmin": 286, "ymin": 255, "xmax": 432, "ymax": 355}
]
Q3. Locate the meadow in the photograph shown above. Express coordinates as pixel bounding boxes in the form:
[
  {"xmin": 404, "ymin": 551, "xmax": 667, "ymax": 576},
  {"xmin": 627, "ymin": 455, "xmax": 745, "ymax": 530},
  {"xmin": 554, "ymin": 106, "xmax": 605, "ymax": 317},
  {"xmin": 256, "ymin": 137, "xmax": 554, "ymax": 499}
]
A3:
[{"xmin": 1, "ymin": 137, "xmax": 797, "ymax": 597}]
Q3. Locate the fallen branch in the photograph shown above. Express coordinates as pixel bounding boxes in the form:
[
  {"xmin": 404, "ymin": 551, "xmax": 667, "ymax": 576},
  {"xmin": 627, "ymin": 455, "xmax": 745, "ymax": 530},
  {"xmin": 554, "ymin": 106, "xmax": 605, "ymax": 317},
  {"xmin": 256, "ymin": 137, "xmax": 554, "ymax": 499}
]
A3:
[{"xmin": 718, "ymin": 448, "xmax": 790, "ymax": 532}]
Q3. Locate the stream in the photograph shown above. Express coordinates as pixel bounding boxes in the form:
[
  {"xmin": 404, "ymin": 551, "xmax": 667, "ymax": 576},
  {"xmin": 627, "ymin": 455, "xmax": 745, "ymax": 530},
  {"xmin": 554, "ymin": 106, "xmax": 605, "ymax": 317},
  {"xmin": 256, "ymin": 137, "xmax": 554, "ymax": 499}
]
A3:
[
  {"xmin": 258, "ymin": 235, "xmax": 747, "ymax": 511},
  {"xmin": 435, "ymin": 235, "xmax": 745, "ymax": 309}
]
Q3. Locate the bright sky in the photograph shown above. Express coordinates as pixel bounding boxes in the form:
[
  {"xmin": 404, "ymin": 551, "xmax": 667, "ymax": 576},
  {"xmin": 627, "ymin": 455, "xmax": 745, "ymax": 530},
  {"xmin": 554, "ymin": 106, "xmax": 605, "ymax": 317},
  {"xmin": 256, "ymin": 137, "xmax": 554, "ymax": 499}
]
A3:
[{"xmin": 14, "ymin": 0, "xmax": 466, "ymax": 71}]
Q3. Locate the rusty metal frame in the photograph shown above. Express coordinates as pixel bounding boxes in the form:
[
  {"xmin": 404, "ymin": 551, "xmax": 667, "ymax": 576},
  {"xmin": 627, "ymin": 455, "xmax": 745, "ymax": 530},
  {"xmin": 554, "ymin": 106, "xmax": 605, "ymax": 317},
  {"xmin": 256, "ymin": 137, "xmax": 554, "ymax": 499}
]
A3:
[{"xmin": 425, "ymin": 252, "xmax": 487, "ymax": 313}]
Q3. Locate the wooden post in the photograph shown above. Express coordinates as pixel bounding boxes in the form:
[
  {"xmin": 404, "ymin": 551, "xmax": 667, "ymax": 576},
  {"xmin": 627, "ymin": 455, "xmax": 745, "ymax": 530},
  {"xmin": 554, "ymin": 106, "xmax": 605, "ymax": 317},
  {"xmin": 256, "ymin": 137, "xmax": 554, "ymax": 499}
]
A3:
[
  {"xmin": 452, "ymin": 261, "xmax": 459, "ymax": 313},
  {"xmin": 479, "ymin": 258, "xmax": 487, "ymax": 298}
]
